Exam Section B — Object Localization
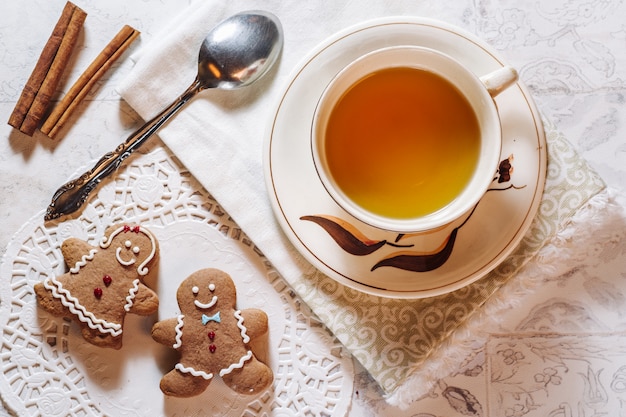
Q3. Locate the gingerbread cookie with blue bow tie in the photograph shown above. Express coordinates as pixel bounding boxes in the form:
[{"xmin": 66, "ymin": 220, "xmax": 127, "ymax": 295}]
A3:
[{"xmin": 151, "ymin": 268, "xmax": 273, "ymax": 397}]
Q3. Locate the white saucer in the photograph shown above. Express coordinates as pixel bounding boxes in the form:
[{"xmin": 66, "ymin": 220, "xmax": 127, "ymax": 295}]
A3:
[{"xmin": 264, "ymin": 16, "xmax": 547, "ymax": 299}]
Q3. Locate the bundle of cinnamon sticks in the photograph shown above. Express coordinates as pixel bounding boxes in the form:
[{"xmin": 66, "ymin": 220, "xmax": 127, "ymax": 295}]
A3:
[{"xmin": 8, "ymin": 1, "xmax": 140, "ymax": 139}]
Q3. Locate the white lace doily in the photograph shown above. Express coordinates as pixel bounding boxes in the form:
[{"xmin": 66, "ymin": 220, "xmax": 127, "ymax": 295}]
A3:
[{"xmin": 0, "ymin": 144, "xmax": 353, "ymax": 417}]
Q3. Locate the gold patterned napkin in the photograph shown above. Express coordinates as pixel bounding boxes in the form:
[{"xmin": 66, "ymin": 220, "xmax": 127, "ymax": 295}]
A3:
[
  {"xmin": 117, "ymin": 0, "xmax": 607, "ymax": 407},
  {"xmin": 290, "ymin": 119, "xmax": 607, "ymax": 404}
]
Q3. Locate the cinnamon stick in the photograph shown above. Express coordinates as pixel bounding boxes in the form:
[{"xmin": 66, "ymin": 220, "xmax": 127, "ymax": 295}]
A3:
[
  {"xmin": 41, "ymin": 25, "xmax": 140, "ymax": 139},
  {"xmin": 8, "ymin": 2, "xmax": 76, "ymax": 131},
  {"xmin": 8, "ymin": 2, "xmax": 86, "ymax": 136}
]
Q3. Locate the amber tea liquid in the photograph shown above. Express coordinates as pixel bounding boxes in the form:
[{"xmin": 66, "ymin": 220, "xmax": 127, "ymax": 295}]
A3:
[{"xmin": 324, "ymin": 67, "xmax": 481, "ymax": 219}]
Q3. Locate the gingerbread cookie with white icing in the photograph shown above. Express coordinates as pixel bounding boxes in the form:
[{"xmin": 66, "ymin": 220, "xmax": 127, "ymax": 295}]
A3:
[
  {"xmin": 151, "ymin": 268, "xmax": 273, "ymax": 397},
  {"xmin": 34, "ymin": 224, "xmax": 159, "ymax": 349}
]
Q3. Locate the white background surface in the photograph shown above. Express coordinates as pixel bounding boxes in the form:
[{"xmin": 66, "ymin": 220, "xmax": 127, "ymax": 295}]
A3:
[{"xmin": 1, "ymin": 0, "xmax": 625, "ymax": 416}]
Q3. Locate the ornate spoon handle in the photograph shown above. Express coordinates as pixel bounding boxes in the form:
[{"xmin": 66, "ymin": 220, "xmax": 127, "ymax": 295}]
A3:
[{"xmin": 45, "ymin": 80, "xmax": 202, "ymax": 221}]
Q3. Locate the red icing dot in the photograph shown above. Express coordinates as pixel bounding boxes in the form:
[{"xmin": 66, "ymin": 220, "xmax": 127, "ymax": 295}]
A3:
[
  {"xmin": 103, "ymin": 275, "xmax": 112, "ymax": 286},
  {"xmin": 209, "ymin": 344, "xmax": 216, "ymax": 353},
  {"xmin": 208, "ymin": 331, "xmax": 215, "ymax": 340},
  {"xmin": 123, "ymin": 225, "xmax": 131, "ymax": 232},
  {"xmin": 132, "ymin": 226, "xmax": 140, "ymax": 233},
  {"xmin": 94, "ymin": 288, "xmax": 103, "ymax": 299}
]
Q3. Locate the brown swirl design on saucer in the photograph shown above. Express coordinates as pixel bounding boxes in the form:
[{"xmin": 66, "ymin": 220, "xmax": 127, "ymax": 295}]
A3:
[
  {"xmin": 299, "ymin": 215, "xmax": 413, "ymax": 256},
  {"xmin": 372, "ymin": 220, "xmax": 463, "ymax": 272},
  {"xmin": 301, "ymin": 154, "xmax": 526, "ymax": 273}
]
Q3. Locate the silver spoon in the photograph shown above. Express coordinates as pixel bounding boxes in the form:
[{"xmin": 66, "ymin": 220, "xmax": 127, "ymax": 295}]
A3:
[{"xmin": 45, "ymin": 11, "xmax": 283, "ymax": 221}]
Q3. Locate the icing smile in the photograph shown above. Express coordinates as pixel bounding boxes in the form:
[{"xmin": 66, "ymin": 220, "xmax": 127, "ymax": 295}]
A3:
[
  {"xmin": 192, "ymin": 283, "xmax": 218, "ymax": 309},
  {"xmin": 116, "ymin": 239, "xmax": 140, "ymax": 266},
  {"xmin": 195, "ymin": 296, "xmax": 218, "ymax": 309},
  {"xmin": 116, "ymin": 247, "xmax": 136, "ymax": 266}
]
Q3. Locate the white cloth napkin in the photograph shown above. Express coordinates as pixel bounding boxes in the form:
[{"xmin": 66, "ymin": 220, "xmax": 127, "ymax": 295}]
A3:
[{"xmin": 118, "ymin": 0, "xmax": 610, "ymax": 408}]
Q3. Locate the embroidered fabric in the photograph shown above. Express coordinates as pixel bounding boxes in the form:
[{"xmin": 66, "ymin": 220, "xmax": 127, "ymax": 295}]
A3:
[{"xmin": 0, "ymin": 145, "xmax": 353, "ymax": 417}]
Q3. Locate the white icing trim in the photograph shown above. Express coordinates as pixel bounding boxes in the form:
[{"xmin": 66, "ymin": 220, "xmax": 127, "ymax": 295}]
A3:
[
  {"xmin": 233, "ymin": 310, "xmax": 250, "ymax": 343},
  {"xmin": 123, "ymin": 279, "xmax": 140, "ymax": 312},
  {"xmin": 42, "ymin": 276, "xmax": 122, "ymax": 336},
  {"xmin": 194, "ymin": 295, "xmax": 217, "ymax": 309},
  {"xmin": 171, "ymin": 314, "xmax": 254, "ymax": 379},
  {"xmin": 175, "ymin": 363, "xmax": 213, "ymax": 380},
  {"xmin": 115, "ymin": 247, "xmax": 135, "ymax": 266},
  {"xmin": 100, "ymin": 225, "xmax": 157, "ymax": 276},
  {"xmin": 100, "ymin": 226, "xmax": 125, "ymax": 248},
  {"xmin": 173, "ymin": 314, "xmax": 184, "ymax": 349},
  {"xmin": 219, "ymin": 350, "xmax": 253, "ymax": 377},
  {"xmin": 69, "ymin": 248, "xmax": 98, "ymax": 273}
]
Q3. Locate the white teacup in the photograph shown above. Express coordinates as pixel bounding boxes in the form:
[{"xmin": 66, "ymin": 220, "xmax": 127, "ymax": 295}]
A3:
[{"xmin": 311, "ymin": 46, "xmax": 518, "ymax": 233}]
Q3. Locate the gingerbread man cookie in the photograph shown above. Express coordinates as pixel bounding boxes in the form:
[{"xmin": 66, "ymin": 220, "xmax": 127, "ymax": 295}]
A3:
[
  {"xmin": 152, "ymin": 268, "xmax": 273, "ymax": 397},
  {"xmin": 34, "ymin": 224, "xmax": 159, "ymax": 349}
]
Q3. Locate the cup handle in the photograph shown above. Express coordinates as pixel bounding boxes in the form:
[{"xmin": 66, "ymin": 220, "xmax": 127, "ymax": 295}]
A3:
[{"xmin": 479, "ymin": 66, "xmax": 518, "ymax": 98}]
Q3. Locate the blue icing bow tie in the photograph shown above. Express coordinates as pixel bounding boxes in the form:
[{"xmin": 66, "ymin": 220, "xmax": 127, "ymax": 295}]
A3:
[{"xmin": 202, "ymin": 312, "xmax": 221, "ymax": 325}]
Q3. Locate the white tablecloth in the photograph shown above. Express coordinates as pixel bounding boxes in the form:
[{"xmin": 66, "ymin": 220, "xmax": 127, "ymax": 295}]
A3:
[{"xmin": 1, "ymin": 0, "xmax": 625, "ymax": 415}]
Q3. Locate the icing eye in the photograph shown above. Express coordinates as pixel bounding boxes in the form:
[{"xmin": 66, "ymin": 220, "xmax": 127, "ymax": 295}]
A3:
[
  {"xmin": 125, "ymin": 240, "xmax": 132, "ymax": 248},
  {"xmin": 192, "ymin": 286, "xmax": 199, "ymax": 295},
  {"xmin": 209, "ymin": 283, "xmax": 216, "ymax": 292},
  {"xmin": 133, "ymin": 246, "xmax": 140, "ymax": 254}
]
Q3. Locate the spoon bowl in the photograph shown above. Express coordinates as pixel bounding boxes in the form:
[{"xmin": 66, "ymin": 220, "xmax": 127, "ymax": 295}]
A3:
[
  {"xmin": 198, "ymin": 12, "xmax": 283, "ymax": 89},
  {"xmin": 45, "ymin": 11, "xmax": 283, "ymax": 221}
]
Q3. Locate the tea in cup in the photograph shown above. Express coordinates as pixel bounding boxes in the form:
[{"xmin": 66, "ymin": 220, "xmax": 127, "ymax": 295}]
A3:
[{"xmin": 311, "ymin": 46, "xmax": 517, "ymax": 232}]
